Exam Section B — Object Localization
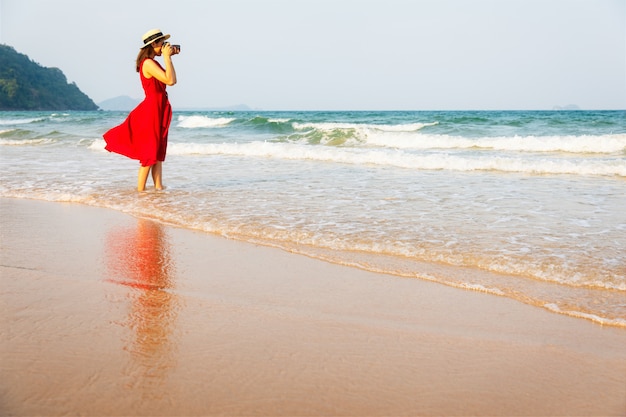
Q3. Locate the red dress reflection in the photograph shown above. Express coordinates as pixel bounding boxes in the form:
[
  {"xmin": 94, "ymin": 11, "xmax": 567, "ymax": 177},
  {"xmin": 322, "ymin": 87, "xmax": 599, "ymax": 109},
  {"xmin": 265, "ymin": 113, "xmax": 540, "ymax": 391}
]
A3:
[
  {"xmin": 106, "ymin": 218, "xmax": 178, "ymax": 400},
  {"xmin": 107, "ymin": 219, "xmax": 173, "ymax": 290}
]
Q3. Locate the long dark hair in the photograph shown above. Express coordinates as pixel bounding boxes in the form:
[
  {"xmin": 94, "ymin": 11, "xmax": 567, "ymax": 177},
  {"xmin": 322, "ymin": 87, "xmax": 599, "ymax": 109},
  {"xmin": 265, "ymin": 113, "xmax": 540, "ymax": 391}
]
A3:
[{"xmin": 135, "ymin": 46, "xmax": 156, "ymax": 72}]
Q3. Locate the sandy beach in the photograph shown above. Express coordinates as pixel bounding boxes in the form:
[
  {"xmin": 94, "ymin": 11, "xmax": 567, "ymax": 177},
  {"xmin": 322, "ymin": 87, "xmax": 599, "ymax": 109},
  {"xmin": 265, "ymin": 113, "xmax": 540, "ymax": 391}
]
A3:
[{"xmin": 1, "ymin": 197, "xmax": 625, "ymax": 416}]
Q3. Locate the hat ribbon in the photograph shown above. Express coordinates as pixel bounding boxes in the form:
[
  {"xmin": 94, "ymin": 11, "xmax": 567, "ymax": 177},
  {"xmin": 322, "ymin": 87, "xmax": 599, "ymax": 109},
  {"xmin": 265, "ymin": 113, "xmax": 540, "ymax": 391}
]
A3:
[{"xmin": 143, "ymin": 32, "xmax": 164, "ymax": 45}]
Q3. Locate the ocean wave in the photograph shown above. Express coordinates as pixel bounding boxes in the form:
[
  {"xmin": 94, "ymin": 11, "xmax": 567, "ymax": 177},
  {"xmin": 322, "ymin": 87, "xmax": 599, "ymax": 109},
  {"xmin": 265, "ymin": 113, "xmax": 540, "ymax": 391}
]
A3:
[
  {"xmin": 166, "ymin": 141, "xmax": 626, "ymax": 177},
  {"xmin": 0, "ymin": 138, "xmax": 57, "ymax": 146},
  {"xmin": 177, "ymin": 115, "xmax": 235, "ymax": 128},
  {"xmin": 281, "ymin": 121, "xmax": 439, "ymax": 146},
  {"xmin": 293, "ymin": 121, "xmax": 439, "ymax": 132},
  {"xmin": 0, "ymin": 117, "xmax": 46, "ymax": 125},
  {"xmin": 363, "ymin": 133, "xmax": 626, "ymax": 154},
  {"xmin": 285, "ymin": 122, "xmax": 626, "ymax": 154}
]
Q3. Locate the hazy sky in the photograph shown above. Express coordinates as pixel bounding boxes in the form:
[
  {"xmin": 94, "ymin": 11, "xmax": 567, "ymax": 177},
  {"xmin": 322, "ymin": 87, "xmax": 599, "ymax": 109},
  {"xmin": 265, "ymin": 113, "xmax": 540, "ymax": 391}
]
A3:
[{"xmin": 1, "ymin": 0, "xmax": 624, "ymax": 110}]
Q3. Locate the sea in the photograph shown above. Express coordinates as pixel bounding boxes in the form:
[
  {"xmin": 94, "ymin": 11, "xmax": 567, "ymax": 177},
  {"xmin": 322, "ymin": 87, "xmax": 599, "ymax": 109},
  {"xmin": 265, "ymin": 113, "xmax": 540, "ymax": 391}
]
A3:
[{"xmin": 1, "ymin": 109, "xmax": 625, "ymax": 327}]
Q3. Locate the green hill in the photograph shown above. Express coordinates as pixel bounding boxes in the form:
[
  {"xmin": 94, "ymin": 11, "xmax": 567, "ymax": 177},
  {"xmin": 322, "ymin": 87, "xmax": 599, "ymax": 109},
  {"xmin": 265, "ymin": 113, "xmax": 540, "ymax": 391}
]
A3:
[{"xmin": 0, "ymin": 44, "xmax": 98, "ymax": 111}]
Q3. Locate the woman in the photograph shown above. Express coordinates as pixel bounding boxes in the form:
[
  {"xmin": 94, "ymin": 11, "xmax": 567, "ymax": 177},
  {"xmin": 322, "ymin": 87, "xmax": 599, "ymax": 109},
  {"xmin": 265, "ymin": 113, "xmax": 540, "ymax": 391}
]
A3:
[{"xmin": 103, "ymin": 28, "xmax": 178, "ymax": 191}]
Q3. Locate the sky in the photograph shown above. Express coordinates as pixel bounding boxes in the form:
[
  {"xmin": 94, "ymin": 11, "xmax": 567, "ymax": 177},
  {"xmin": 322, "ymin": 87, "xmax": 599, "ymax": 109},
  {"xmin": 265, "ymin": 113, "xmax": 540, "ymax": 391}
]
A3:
[{"xmin": 1, "ymin": 0, "xmax": 624, "ymax": 110}]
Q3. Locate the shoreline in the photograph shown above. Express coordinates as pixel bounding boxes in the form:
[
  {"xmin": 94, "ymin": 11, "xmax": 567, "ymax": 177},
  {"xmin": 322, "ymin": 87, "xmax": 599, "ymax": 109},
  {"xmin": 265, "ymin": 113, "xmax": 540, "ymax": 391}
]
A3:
[{"xmin": 1, "ymin": 197, "xmax": 625, "ymax": 416}]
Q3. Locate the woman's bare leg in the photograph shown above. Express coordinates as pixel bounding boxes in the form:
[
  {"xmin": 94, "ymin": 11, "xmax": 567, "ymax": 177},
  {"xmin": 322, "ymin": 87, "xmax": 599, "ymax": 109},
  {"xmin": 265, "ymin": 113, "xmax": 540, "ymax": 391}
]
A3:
[
  {"xmin": 137, "ymin": 165, "xmax": 151, "ymax": 191},
  {"xmin": 152, "ymin": 162, "xmax": 163, "ymax": 190}
]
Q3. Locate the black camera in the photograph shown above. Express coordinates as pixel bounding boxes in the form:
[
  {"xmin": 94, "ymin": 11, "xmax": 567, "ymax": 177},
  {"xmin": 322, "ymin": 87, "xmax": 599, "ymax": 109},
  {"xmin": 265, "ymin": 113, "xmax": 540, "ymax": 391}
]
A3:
[{"xmin": 164, "ymin": 43, "xmax": 181, "ymax": 54}]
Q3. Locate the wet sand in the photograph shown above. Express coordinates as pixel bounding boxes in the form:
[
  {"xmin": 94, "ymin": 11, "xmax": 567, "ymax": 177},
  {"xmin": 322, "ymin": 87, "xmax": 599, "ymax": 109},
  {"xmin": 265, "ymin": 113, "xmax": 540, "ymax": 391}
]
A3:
[{"xmin": 1, "ymin": 197, "xmax": 625, "ymax": 416}]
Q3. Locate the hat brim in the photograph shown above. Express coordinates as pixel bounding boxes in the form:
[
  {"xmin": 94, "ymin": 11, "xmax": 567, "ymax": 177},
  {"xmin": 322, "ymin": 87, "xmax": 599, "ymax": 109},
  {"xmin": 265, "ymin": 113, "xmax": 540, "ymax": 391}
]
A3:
[{"xmin": 140, "ymin": 33, "xmax": 171, "ymax": 49}]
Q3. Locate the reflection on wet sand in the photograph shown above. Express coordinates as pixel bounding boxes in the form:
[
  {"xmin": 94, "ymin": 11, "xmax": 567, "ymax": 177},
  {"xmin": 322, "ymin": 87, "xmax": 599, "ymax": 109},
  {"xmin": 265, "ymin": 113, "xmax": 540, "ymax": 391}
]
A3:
[{"xmin": 106, "ymin": 218, "xmax": 179, "ymax": 401}]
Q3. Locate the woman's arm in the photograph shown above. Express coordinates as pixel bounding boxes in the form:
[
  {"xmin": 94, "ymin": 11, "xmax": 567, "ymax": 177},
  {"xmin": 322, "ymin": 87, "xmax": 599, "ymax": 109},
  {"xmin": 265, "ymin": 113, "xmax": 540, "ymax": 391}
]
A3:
[{"xmin": 142, "ymin": 45, "xmax": 177, "ymax": 86}]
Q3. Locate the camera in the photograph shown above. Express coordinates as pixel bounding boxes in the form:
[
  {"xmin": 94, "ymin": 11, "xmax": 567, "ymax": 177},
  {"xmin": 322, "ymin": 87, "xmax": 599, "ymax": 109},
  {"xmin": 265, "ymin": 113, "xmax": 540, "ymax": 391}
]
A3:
[{"xmin": 164, "ymin": 42, "xmax": 181, "ymax": 54}]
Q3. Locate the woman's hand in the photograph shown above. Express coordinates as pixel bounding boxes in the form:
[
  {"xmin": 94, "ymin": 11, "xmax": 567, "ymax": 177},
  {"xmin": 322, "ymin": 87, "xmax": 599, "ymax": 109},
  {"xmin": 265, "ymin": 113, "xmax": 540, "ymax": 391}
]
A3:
[
  {"xmin": 161, "ymin": 43, "xmax": 173, "ymax": 58},
  {"xmin": 161, "ymin": 43, "xmax": 180, "ymax": 57}
]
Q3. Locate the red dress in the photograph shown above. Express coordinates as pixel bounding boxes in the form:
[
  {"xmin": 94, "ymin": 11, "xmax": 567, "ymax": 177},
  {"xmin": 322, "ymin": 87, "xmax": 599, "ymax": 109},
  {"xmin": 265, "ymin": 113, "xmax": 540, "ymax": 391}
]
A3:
[{"xmin": 104, "ymin": 58, "xmax": 172, "ymax": 167}]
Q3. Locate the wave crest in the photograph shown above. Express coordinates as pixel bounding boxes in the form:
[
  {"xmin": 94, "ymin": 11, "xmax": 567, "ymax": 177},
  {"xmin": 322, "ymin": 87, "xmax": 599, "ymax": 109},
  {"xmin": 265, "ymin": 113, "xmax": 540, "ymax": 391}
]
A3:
[
  {"xmin": 0, "ymin": 138, "xmax": 57, "ymax": 146},
  {"xmin": 364, "ymin": 133, "xmax": 626, "ymax": 154},
  {"xmin": 177, "ymin": 115, "xmax": 235, "ymax": 128},
  {"xmin": 167, "ymin": 141, "xmax": 626, "ymax": 177}
]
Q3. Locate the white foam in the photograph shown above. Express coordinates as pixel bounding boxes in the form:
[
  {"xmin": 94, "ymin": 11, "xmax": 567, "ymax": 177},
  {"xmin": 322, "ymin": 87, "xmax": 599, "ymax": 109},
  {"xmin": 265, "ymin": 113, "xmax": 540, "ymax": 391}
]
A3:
[
  {"xmin": 89, "ymin": 139, "xmax": 107, "ymax": 151},
  {"xmin": 0, "ymin": 117, "xmax": 45, "ymax": 125},
  {"xmin": 365, "ymin": 133, "xmax": 626, "ymax": 154},
  {"xmin": 544, "ymin": 303, "xmax": 626, "ymax": 327},
  {"xmin": 290, "ymin": 121, "xmax": 625, "ymax": 154},
  {"xmin": 167, "ymin": 141, "xmax": 626, "ymax": 177},
  {"xmin": 458, "ymin": 283, "xmax": 505, "ymax": 295},
  {"xmin": 0, "ymin": 138, "xmax": 56, "ymax": 146},
  {"xmin": 292, "ymin": 121, "xmax": 438, "ymax": 132},
  {"xmin": 177, "ymin": 115, "xmax": 235, "ymax": 128}
]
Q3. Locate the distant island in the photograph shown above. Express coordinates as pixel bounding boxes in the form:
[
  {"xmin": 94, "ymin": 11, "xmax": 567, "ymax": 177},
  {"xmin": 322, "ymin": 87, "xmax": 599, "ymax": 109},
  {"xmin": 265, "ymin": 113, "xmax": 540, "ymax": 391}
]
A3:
[
  {"xmin": 0, "ymin": 44, "xmax": 98, "ymax": 111},
  {"xmin": 98, "ymin": 95, "xmax": 141, "ymax": 111}
]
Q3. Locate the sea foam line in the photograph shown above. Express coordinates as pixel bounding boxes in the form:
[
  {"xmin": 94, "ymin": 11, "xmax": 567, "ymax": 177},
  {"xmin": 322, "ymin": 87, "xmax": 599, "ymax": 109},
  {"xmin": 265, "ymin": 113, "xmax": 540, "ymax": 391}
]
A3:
[
  {"xmin": 363, "ymin": 133, "xmax": 626, "ymax": 154},
  {"xmin": 162, "ymin": 141, "xmax": 626, "ymax": 177},
  {"xmin": 293, "ymin": 121, "xmax": 439, "ymax": 132},
  {"xmin": 177, "ymin": 115, "xmax": 236, "ymax": 128},
  {"xmin": 0, "ymin": 117, "xmax": 45, "ymax": 125},
  {"xmin": 288, "ymin": 122, "xmax": 626, "ymax": 154},
  {"xmin": 0, "ymin": 138, "xmax": 57, "ymax": 146}
]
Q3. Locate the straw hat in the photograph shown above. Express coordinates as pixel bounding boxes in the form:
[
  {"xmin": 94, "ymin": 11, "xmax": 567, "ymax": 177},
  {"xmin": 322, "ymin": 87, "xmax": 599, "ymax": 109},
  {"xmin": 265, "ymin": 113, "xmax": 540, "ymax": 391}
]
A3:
[{"xmin": 140, "ymin": 28, "xmax": 170, "ymax": 48}]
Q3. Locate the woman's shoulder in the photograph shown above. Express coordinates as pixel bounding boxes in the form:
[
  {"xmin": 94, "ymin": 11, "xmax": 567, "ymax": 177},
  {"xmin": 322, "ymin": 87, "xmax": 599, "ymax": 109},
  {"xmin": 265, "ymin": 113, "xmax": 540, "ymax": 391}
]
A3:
[
  {"xmin": 141, "ymin": 58, "xmax": 165, "ymax": 79},
  {"xmin": 140, "ymin": 57, "xmax": 159, "ymax": 73},
  {"xmin": 140, "ymin": 57, "xmax": 155, "ymax": 67},
  {"xmin": 142, "ymin": 58, "xmax": 163, "ymax": 69}
]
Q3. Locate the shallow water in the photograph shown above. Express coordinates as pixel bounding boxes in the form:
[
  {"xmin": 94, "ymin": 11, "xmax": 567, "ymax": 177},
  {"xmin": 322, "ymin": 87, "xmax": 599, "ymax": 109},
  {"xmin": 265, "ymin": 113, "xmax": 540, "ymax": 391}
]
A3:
[{"xmin": 1, "ymin": 110, "xmax": 625, "ymax": 325}]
